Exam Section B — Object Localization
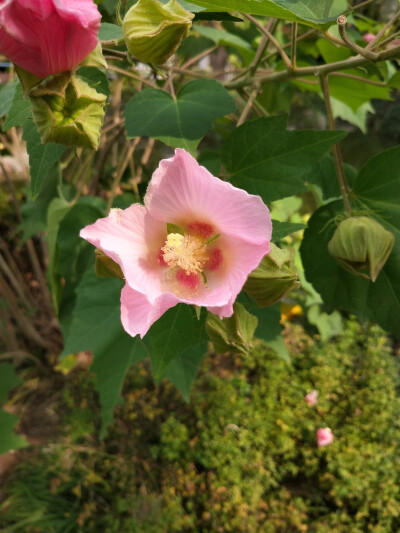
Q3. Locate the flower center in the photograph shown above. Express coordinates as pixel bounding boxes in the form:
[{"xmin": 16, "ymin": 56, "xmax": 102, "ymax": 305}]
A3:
[{"xmin": 161, "ymin": 233, "xmax": 208, "ymax": 275}]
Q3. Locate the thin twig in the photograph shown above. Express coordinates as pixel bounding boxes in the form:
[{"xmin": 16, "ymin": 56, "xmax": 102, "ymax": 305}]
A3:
[
  {"xmin": 337, "ymin": 15, "xmax": 379, "ymax": 60},
  {"xmin": 291, "ymin": 23, "xmax": 298, "ymax": 70},
  {"xmin": 106, "ymin": 138, "xmax": 141, "ymax": 211},
  {"xmin": 243, "ymin": 13, "xmax": 292, "ymax": 69},
  {"xmin": 319, "ymin": 74, "xmax": 352, "ymax": 215},
  {"xmin": 348, "ymin": 0, "xmax": 377, "ymax": 11},
  {"xmin": 107, "ymin": 64, "xmax": 159, "ymax": 89},
  {"xmin": 237, "ymin": 84, "xmax": 260, "ymax": 126}
]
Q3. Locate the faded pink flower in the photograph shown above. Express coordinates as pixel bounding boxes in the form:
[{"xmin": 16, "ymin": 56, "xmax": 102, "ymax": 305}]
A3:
[
  {"xmin": 0, "ymin": 0, "xmax": 101, "ymax": 79},
  {"xmin": 362, "ymin": 32, "xmax": 375, "ymax": 43},
  {"xmin": 80, "ymin": 149, "xmax": 272, "ymax": 338},
  {"xmin": 316, "ymin": 427, "xmax": 334, "ymax": 447},
  {"xmin": 305, "ymin": 389, "xmax": 318, "ymax": 406}
]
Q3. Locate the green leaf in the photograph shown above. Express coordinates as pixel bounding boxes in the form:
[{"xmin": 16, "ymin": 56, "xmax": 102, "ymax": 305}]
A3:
[
  {"xmin": 124, "ymin": 79, "xmax": 236, "ymax": 143},
  {"xmin": 2, "ymin": 84, "xmax": 31, "ymax": 130},
  {"xmin": 306, "ymin": 154, "xmax": 357, "ymax": 201},
  {"xmin": 300, "ymin": 198, "xmax": 400, "ymax": 333},
  {"xmin": 331, "ymin": 98, "xmax": 373, "ymax": 134},
  {"xmin": 193, "ymin": 24, "xmax": 254, "ymax": 62},
  {"xmin": 249, "ymin": 301, "xmax": 290, "ymax": 362},
  {"xmin": 3, "ymin": 85, "xmax": 66, "ymax": 198},
  {"xmin": 222, "ymin": 115, "xmax": 346, "ymax": 203},
  {"xmin": 0, "ymin": 363, "xmax": 27, "ymax": 453},
  {"xmin": 0, "ymin": 78, "xmax": 18, "ymax": 118},
  {"xmin": 186, "ymin": 0, "xmax": 338, "ymax": 28},
  {"xmin": 145, "ymin": 304, "xmax": 207, "ymax": 379},
  {"xmin": 98, "ymin": 22, "xmax": 124, "ymax": 42},
  {"xmin": 61, "ymin": 270, "xmax": 146, "ymax": 437},
  {"xmin": 92, "ymin": 334, "xmax": 146, "ymax": 437},
  {"xmin": 272, "ymin": 220, "xmax": 305, "ymax": 241},
  {"xmin": 22, "ymin": 119, "xmax": 66, "ymax": 199},
  {"xmin": 162, "ymin": 341, "xmax": 207, "ymax": 401},
  {"xmin": 77, "ymin": 67, "xmax": 110, "ymax": 97},
  {"xmin": 157, "ymin": 136, "xmax": 200, "ymax": 154}
]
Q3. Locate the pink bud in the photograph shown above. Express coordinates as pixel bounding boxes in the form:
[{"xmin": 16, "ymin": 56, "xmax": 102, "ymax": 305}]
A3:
[
  {"xmin": 305, "ymin": 389, "xmax": 318, "ymax": 406},
  {"xmin": 0, "ymin": 0, "xmax": 101, "ymax": 79},
  {"xmin": 316, "ymin": 427, "xmax": 334, "ymax": 447},
  {"xmin": 362, "ymin": 33, "xmax": 375, "ymax": 43}
]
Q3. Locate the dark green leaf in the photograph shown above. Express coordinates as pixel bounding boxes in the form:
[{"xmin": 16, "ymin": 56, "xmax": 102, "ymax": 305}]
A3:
[
  {"xmin": 306, "ymin": 154, "xmax": 357, "ymax": 200},
  {"xmin": 222, "ymin": 115, "xmax": 346, "ymax": 203},
  {"xmin": 124, "ymin": 79, "xmax": 236, "ymax": 143},
  {"xmin": 0, "ymin": 363, "xmax": 27, "ymax": 453},
  {"xmin": 61, "ymin": 270, "xmax": 146, "ymax": 437},
  {"xmin": 186, "ymin": 0, "xmax": 338, "ymax": 28},
  {"xmin": 77, "ymin": 66, "xmax": 110, "ymax": 97},
  {"xmin": 146, "ymin": 304, "xmax": 207, "ymax": 379},
  {"xmin": 272, "ymin": 220, "xmax": 305, "ymax": 241},
  {"xmin": 162, "ymin": 341, "xmax": 207, "ymax": 401}
]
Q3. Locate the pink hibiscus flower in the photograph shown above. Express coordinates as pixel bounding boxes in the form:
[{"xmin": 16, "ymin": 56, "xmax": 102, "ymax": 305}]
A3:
[
  {"xmin": 0, "ymin": 0, "xmax": 101, "ymax": 79},
  {"xmin": 316, "ymin": 427, "xmax": 334, "ymax": 447},
  {"xmin": 80, "ymin": 149, "xmax": 272, "ymax": 338}
]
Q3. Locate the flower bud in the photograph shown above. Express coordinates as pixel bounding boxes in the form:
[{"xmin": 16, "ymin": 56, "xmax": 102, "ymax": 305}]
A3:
[
  {"xmin": 327, "ymin": 216, "xmax": 394, "ymax": 282},
  {"xmin": 244, "ymin": 243, "xmax": 300, "ymax": 307},
  {"xmin": 122, "ymin": 0, "xmax": 194, "ymax": 64},
  {"xmin": 206, "ymin": 303, "xmax": 258, "ymax": 355},
  {"xmin": 29, "ymin": 72, "xmax": 106, "ymax": 150}
]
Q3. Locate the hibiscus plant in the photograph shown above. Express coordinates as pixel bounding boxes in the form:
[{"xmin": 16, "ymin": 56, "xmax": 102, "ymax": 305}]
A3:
[{"xmin": 0, "ymin": 0, "xmax": 399, "ymax": 440}]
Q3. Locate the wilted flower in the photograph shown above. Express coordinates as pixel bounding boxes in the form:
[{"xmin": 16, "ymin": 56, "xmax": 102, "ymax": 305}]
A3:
[
  {"xmin": 80, "ymin": 149, "xmax": 272, "ymax": 338},
  {"xmin": 316, "ymin": 427, "xmax": 334, "ymax": 447},
  {"xmin": 305, "ymin": 390, "xmax": 318, "ymax": 406},
  {"xmin": 0, "ymin": 0, "xmax": 101, "ymax": 79}
]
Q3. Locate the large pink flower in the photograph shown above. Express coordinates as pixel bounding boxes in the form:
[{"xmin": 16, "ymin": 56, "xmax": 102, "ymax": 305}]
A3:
[
  {"xmin": 80, "ymin": 149, "xmax": 272, "ymax": 338},
  {"xmin": 0, "ymin": 0, "xmax": 101, "ymax": 79}
]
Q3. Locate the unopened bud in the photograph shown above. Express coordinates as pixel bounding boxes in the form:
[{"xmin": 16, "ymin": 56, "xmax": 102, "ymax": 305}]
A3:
[
  {"xmin": 328, "ymin": 216, "xmax": 394, "ymax": 282},
  {"xmin": 206, "ymin": 303, "xmax": 258, "ymax": 355},
  {"xmin": 29, "ymin": 72, "xmax": 106, "ymax": 150},
  {"xmin": 122, "ymin": 0, "xmax": 194, "ymax": 64},
  {"xmin": 244, "ymin": 243, "xmax": 300, "ymax": 307}
]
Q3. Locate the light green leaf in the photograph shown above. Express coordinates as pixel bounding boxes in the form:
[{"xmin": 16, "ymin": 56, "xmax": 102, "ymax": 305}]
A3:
[
  {"xmin": 330, "ymin": 97, "xmax": 373, "ymax": 134},
  {"xmin": 193, "ymin": 24, "xmax": 254, "ymax": 62},
  {"xmin": 222, "ymin": 115, "xmax": 346, "ymax": 203},
  {"xmin": 186, "ymin": 0, "xmax": 338, "ymax": 28},
  {"xmin": 2, "ymin": 84, "xmax": 31, "ymax": 130},
  {"xmin": 98, "ymin": 22, "xmax": 124, "ymax": 42},
  {"xmin": 0, "ymin": 78, "xmax": 18, "ymax": 118},
  {"xmin": 124, "ymin": 79, "xmax": 236, "ymax": 142},
  {"xmin": 158, "ymin": 135, "xmax": 200, "ymax": 155}
]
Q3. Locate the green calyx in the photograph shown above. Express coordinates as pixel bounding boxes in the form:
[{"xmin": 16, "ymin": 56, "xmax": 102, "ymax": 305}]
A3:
[
  {"xmin": 327, "ymin": 215, "xmax": 394, "ymax": 282},
  {"xmin": 122, "ymin": 0, "xmax": 194, "ymax": 64},
  {"xmin": 244, "ymin": 243, "xmax": 300, "ymax": 307},
  {"xmin": 29, "ymin": 72, "xmax": 107, "ymax": 150}
]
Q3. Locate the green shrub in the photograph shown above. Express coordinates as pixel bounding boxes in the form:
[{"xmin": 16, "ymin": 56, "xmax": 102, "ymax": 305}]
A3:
[{"xmin": 1, "ymin": 319, "xmax": 399, "ymax": 532}]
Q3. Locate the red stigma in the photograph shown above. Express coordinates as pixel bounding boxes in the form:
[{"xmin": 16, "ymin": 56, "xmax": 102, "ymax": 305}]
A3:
[
  {"xmin": 206, "ymin": 248, "xmax": 223, "ymax": 271},
  {"xmin": 157, "ymin": 249, "xmax": 168, "ymax": 267},
  {"xmin": 176, "ymin": 270, "xmax": 200, "ymax": 290},
  {"xmin": 187, "ymin": 221, "xmax": 214, "ymax": 239}
]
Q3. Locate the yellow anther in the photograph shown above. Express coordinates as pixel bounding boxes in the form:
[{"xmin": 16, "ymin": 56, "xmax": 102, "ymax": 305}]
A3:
[{"xmin": 161, "ymin": 233, "xmax": 207, "ymax": 274}]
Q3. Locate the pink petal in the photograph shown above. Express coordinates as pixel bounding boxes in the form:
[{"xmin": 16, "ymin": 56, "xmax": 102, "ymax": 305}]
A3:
[
  {"xmin": 80, "ymin": 205, "xmax": 166, "ymax": 304},
  {"xmin": 145, "ymin": 149, "xmax": 272, "ymax": 245},
  {"xmin": 0, "ymin": 0, "xmax": 100, "ymax": 78},
  {"xmin": 316, "ymin": 427, "xmax": 334, "ymax": 447},
  {"xmin": 121, "ymin": 284, "xmax": 178, "ymax": 338}
]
